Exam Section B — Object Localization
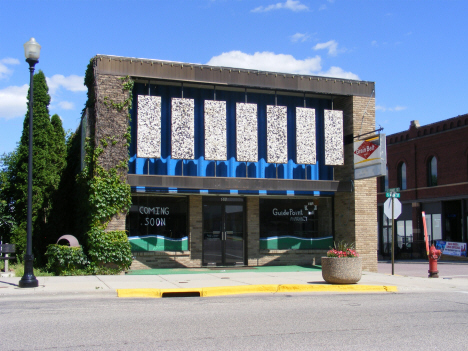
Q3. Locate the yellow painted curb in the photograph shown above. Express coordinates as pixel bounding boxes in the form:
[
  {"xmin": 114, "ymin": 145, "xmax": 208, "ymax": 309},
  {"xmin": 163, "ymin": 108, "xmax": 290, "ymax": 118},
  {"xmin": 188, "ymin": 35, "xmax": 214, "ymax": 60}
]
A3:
[{"xmin": 117, "ymin": 284, "xmax": 397, "ymax": 298}]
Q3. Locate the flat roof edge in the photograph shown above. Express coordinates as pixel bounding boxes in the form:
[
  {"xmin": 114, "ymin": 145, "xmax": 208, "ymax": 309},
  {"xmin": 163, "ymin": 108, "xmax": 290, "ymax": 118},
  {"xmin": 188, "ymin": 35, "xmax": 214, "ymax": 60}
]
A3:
[{"xmin": 94, "ymin": 55, "xmax": 375, "ymax": 97}]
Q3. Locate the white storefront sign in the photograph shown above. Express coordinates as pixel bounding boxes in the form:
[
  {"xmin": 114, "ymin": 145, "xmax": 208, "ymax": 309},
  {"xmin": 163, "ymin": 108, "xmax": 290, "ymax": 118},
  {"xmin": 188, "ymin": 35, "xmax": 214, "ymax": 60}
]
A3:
[{"xmin": 354, "ymin": 134, "xmax": 386, "ymax": 180}]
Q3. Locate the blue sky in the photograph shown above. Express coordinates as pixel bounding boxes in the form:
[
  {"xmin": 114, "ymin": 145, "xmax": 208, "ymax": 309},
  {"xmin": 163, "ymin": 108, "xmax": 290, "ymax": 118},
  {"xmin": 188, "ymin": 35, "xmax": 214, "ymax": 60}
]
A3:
[{"xmin": 1, "ymin": 0, "xmax": 467, "ymax": 154}]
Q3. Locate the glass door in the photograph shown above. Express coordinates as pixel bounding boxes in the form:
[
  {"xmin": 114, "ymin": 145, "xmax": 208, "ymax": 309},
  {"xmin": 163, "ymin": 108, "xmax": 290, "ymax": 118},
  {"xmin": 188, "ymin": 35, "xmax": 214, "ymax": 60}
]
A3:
[{"xmin": 203, "ymin": 198, "xmax": 245, "ymax": 266}]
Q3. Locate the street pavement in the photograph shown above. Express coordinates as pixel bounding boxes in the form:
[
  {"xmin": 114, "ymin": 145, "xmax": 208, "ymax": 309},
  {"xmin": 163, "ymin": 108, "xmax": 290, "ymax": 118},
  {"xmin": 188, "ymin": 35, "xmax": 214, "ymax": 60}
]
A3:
[{"xmin": 1, "ymin": 260, "xmax": 467, "ymax": 298}]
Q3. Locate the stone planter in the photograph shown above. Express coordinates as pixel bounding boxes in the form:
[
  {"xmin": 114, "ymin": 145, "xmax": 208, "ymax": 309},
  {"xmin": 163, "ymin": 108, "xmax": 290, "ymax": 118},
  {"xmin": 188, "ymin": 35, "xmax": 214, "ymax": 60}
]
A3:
[{"xmin": 321, "ymin": 257, "xmax": 362, "ymax": 284}]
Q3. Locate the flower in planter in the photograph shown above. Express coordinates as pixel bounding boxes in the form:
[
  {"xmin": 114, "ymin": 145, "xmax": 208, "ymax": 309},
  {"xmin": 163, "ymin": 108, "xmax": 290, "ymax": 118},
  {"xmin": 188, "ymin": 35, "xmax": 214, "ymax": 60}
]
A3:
[{"xmin": 326, "ymin": 241, "xmax": 359, "ymax": 258}]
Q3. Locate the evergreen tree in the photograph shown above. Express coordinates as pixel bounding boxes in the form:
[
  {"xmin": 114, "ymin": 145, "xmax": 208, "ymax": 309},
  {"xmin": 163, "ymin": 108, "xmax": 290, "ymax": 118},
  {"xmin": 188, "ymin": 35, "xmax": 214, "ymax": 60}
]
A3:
[
  {"xmin": 0, "ymin": 151, "xmax": 18, "ymax": 243},
  {"xmin": 47, "ymin": 114, "xmax": 69, "ymax": 242},
  {"xmin": 10, "ymin": 70, "xmax": 55, "ymax": 259},
  {"xmin": 50, "ymin": 114, "xmax": 67, "ymax": 191}
]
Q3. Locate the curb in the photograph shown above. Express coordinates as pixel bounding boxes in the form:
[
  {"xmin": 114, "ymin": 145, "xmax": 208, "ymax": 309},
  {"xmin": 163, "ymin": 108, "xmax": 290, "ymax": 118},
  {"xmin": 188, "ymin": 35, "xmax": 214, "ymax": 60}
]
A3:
[{"xmin": 117, "ymin": 284, "xmax": 398, "ymax": 298}]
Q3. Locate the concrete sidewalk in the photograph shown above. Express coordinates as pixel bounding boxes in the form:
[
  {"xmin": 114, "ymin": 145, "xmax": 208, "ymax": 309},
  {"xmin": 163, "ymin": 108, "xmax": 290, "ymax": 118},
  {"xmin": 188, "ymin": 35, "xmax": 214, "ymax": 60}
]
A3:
[{"xmin": 1, "ymin": 262, "xmax": 468, "ymax": 298}]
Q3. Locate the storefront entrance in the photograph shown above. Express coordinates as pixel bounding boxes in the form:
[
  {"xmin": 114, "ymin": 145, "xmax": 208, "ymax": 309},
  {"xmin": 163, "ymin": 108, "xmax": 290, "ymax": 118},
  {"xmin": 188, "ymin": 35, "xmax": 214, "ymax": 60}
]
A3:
[{"xmin": 202, "ymin": 197, "xmax": 245, "ymax": 266}]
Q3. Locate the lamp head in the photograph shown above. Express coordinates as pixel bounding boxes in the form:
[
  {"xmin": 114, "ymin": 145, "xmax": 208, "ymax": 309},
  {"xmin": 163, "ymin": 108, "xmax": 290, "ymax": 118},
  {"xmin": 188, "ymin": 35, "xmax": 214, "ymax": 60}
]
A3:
[{"xmin": 24, "ymin": 38, "xmax": 41, "ymax": 61}]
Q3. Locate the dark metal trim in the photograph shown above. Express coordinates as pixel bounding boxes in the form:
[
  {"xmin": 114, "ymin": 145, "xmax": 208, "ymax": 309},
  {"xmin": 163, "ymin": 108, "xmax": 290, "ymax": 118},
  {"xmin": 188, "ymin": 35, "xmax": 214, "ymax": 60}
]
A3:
[
  {"xmin": 95, "ymin": 55, "xmax": 375, "ymax": 98},
  {"xmin": 127, "ymin": 174, "xmax": 352, "ymax": 192}
]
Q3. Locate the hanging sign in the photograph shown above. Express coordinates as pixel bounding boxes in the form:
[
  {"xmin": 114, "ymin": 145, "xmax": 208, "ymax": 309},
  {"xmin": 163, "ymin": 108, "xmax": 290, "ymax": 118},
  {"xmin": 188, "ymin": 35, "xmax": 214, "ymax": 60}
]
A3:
[{"xmin": 354, "ymin": 134, "xmax": 386, "ymax": 180}]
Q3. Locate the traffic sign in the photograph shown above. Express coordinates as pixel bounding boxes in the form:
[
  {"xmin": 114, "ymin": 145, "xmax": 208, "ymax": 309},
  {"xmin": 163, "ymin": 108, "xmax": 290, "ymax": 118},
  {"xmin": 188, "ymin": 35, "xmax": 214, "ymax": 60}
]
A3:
[
  {"xmin": 388, "ymin": 187, "xmax": 400, "ymax": 192},
  {"xmin": 386, "ymin": 192, "xmax": 401, "ymax": 198},
  {"xmin": 384, "ymin": 198, "xmax": 402, "ymax": 219}
]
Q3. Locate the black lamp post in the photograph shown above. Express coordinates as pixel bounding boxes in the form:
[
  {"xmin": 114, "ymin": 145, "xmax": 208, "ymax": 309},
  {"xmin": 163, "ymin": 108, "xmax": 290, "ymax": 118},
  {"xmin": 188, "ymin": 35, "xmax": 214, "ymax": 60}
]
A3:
[{"xmin": 19, "ymin": 38, "xmax": 41, "ymax": 288}]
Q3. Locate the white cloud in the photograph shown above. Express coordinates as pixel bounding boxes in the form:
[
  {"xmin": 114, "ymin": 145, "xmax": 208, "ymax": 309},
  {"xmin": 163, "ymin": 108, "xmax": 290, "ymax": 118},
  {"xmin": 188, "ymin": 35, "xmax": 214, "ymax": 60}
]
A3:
[
  {"xmin": 206, "ymin": 51, "xmax": 360, "ymax": 80},
  {"xmin": 318, "ymin": 66, "xmax": 359, "ymax": 80},
  {"xmin": 313, "ymin": 40, "xmax": 339, "ymax": 56},
  {"xmin": 252, "ymin": 0, "xmax": 308, "ymax": 13},
  {"xmin": 319, "ymin": 4, "xmax": 327, "ymax": 11},
  {"xmin": 0, "ymin": 84, "xmax": 28, "ymax": 120},
  {"xmin": 1, "ymin": 58, "xmax": 20, "ymax": 65},
  {"xmin": 376, "ymin": 105, "xmax": 407, "ymax": 112},
  {"xmin": 207, "ymin": 51, "xmax": 322, "ymax": 74},
  {"xmin": 46, "ymin": 74, "xmax": 86, "ymax": 94},
  {"xmin": 57, "ymin": 101, "xmax": 75, "ymax": 110},
  {"xmin": 290, "ymin": 32, "xmax": 310, "ymax": 42},
  {"xmin": 0, "ymin": 57, "xmax": 20, "ymax": 80}
]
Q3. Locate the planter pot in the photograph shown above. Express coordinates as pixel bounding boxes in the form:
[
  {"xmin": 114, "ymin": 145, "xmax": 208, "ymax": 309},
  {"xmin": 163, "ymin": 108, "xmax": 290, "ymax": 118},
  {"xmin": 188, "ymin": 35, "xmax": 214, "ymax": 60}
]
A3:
[{"xmin": 321, "ymin": 257, "xmax": 362, "ymax": 284}]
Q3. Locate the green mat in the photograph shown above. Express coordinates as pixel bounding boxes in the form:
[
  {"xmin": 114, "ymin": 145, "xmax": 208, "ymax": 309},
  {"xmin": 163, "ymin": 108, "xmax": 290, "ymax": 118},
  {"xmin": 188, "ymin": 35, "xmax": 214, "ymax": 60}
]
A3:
[{"xmin": 127, "ymin": 265, "xmax": 322, "ymax": 275}]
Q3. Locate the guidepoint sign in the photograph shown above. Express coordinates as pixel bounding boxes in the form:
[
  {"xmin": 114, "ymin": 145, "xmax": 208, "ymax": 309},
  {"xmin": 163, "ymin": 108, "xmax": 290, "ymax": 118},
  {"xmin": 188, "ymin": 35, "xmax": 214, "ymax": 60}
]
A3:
[{"xmin": 384, "ymin": 198, "xmax": 402, "ymax": 219}]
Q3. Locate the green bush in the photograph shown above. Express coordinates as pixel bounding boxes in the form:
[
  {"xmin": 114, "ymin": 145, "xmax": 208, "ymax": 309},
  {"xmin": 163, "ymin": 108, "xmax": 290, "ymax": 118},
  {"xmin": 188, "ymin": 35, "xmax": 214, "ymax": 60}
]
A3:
[
  {"xmin": 87, "ymin": 228, "xmax": 132, "ymax": 270},
  {"xmin": 45, "ymin": 244, "xmax": 88, "ymax": 275}
]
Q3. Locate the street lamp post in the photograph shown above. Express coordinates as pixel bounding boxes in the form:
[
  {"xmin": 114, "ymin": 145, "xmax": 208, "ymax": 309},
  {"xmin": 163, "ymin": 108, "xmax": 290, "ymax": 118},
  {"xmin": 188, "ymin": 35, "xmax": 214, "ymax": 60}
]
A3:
[{"xmin": 19, "ymin": 38, "xmax": 41, "ymax": 288}]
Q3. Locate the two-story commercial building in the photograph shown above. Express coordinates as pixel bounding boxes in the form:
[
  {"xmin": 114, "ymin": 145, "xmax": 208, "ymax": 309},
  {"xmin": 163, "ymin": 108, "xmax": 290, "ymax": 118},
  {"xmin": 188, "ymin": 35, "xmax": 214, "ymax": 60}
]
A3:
[
  {"xmin": 84, "ymin": 55, "xmax": 378, "ymax": 271},
  {"xmin": 377, "ymin": 116, "xmax": 468, "ymax": 258}
]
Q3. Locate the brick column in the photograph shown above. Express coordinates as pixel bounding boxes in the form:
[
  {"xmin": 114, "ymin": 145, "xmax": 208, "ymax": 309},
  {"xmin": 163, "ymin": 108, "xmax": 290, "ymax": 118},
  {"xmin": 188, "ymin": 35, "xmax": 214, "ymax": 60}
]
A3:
[
  {"xmin": 334, "ymin": 96, "xmax": 377, "ymax": 272},
  {"xmin": 189, "ymin": 195, "xmax": 203, "ymax": 266},
  {"xmin": 93, "ymin": 72, "xmax": 131, "ymax": 232},
  {"xmin": 246, "ymin": 197, "xmax": 260, "ymax": 266}
]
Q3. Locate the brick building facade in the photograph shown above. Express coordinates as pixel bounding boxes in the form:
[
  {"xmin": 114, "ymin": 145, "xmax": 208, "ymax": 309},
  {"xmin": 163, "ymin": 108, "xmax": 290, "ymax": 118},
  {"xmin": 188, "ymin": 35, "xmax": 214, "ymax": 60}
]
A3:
[
  {"xmin": 86, "ymin": 55, "xmax": 378, "ymax": 272},
  {"xmin": 377, "ymin": 115, "xmax": 468, "ymax": 258}
]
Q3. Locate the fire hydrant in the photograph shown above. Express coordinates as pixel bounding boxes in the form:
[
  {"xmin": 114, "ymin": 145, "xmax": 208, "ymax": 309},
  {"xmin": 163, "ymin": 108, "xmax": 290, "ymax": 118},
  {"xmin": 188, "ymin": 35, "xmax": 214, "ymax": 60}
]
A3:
[{"xmin": 428, "ymin": 244, "xmax": 442, "ymax": 278}]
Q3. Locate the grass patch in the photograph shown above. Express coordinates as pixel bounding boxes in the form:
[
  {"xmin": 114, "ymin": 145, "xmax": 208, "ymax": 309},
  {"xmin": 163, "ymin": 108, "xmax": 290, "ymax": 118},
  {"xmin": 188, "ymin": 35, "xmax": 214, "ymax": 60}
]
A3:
[{"xmin": 8, "ymin": 260, "xmax": 54, "ymax": 277}]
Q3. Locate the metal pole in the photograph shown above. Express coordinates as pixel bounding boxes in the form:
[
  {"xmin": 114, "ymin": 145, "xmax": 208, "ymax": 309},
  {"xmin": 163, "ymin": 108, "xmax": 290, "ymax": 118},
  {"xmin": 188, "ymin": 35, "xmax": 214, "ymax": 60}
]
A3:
[
  {"xmin": 19, "ymin": 58, "xmax": 39, "ymax": 288},
  {"xmin": 391, "ymin": 196, "xmax": 395, "ymax": 276}
]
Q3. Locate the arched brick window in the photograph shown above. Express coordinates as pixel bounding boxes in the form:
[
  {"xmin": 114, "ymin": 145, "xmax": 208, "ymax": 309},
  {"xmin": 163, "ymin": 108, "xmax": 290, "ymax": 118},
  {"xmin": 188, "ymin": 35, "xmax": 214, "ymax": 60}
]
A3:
[
  {"xmin": 427, "ymin": 156, "xmax": 437, "ymax": 187},
  {"xmin": 398, "ymin": 162, "xmax": 407, "ymax": 190}
]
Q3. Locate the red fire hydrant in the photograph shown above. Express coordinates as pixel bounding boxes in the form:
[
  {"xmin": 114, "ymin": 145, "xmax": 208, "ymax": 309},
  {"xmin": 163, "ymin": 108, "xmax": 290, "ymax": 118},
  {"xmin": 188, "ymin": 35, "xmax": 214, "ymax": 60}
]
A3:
[{"xmin": 428, "ymin": 244, "xmax": 442, "ymax": 278}]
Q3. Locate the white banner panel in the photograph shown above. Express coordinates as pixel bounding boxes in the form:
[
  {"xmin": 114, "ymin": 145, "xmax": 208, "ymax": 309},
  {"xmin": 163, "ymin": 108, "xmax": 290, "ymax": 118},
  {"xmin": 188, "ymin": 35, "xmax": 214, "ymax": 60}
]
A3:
[
  {"xmin": 171, "ymin": 98, "xmax": 195, "ymax": 160},
  {"xmin": 296, "ymin": 107, "xmax": 316, "ymax": 164},
  {"xmin": 236, "ymin": 103, "xmax": 258, "ymax": 162},
  {"xmin": 204, "ymin": 100, "xmax": 227, "ymax": 161},
  {"xmin": 324, "ymin": 110, "xmax": 344, "ymax": 165},
  {"xmin": 267, "ymin": 105, "xmax": 288, "ymax": 164},
  {"xmin": 137, "ymin": 95, "xmax": 161, "ymax": 158}
]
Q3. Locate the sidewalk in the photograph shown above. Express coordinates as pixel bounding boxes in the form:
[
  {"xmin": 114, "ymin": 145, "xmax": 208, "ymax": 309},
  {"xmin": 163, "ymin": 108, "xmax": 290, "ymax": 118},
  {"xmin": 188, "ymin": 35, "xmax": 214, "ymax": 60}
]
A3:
[{"xmin": 1, "ymin": 263, "xmax": 468, "ymax": 298}]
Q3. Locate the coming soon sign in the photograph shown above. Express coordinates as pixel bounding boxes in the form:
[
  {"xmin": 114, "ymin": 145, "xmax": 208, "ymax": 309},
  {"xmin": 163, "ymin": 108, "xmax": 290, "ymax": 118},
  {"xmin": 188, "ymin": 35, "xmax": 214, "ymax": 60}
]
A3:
[{"xmin": 353, "ymin": 134, "xmax": 386, "ymax": 180}]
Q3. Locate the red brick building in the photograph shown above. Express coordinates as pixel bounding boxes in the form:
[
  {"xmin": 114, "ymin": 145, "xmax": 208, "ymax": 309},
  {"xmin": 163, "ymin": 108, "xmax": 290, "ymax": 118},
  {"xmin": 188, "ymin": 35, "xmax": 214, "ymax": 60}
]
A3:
[{"xmin": 377, "ymin": 114, "xmax": 468, "ymax": 258}]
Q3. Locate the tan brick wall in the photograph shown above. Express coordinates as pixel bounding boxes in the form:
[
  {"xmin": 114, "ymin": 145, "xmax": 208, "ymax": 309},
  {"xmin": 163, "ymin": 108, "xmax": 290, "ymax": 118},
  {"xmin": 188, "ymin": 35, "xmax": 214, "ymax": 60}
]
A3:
[
  {"xmin": 246, "ymin": 197, "xmax": 260, "ymax": 266},
  {"xmin": 257, "ymin": 250, "xmax": 326, "ymax": 266},
  {"xmin": 189, "ymin": 195, "xmax": 203, "ymax": 263},
  {"xmin": 333, "ymin": 95, "xmax": 378, "ymax": 272},
  {"xmin": 130, "ymin": 251, "xmax": 197, "ymax": 269}
]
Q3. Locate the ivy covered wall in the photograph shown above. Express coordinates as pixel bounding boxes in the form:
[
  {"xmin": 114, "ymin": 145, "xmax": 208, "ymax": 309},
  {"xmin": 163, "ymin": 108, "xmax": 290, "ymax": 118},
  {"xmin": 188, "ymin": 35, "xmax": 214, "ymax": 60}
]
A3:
[{"xmin": 79, "ymin": 58, "xmax": 134, "ymax": 271}]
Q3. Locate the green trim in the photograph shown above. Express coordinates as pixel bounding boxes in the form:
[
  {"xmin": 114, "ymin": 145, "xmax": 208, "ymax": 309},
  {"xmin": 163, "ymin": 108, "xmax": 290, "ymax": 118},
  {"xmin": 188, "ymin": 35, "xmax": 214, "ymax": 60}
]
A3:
[
  {"xmin": 129, "ymin": 236, "xmax": 188, "ymax": 252},
  {"xmin": 260, "ymin": 236, "xmax": 333, "ymax": 250}
]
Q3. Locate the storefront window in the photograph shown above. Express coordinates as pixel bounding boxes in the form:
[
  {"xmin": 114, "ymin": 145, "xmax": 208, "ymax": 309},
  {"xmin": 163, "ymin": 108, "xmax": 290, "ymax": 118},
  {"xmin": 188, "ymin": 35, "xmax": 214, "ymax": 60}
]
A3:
[
  {"xmin": 126, "ymin": 196, "xmax": 188, "ymax": 251},
  {"xmin": 259, "ymin": 198, "xmax": 332, "ymax": 250},
  {"xmin": 425, "ymin": 214, "xmax": 442, "ymax": 242},
  {"xmin": 396, "ymin": 220, "xmax": 413, "ymax": 252}
]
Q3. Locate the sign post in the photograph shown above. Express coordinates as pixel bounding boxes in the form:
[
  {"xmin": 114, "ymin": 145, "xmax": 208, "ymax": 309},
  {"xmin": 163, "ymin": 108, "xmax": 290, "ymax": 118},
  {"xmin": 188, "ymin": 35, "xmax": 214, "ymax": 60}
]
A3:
[{"xmin": 384, "ymin": 194, "xmax": 402, "ymax": 275}]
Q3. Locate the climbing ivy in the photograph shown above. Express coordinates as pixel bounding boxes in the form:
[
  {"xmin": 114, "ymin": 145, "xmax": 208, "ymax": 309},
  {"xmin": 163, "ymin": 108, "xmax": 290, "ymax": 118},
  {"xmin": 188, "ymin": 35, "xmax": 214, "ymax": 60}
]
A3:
[{"xmin": 80, "ymin": 59, "xmax": 134, "ymax": 273}]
